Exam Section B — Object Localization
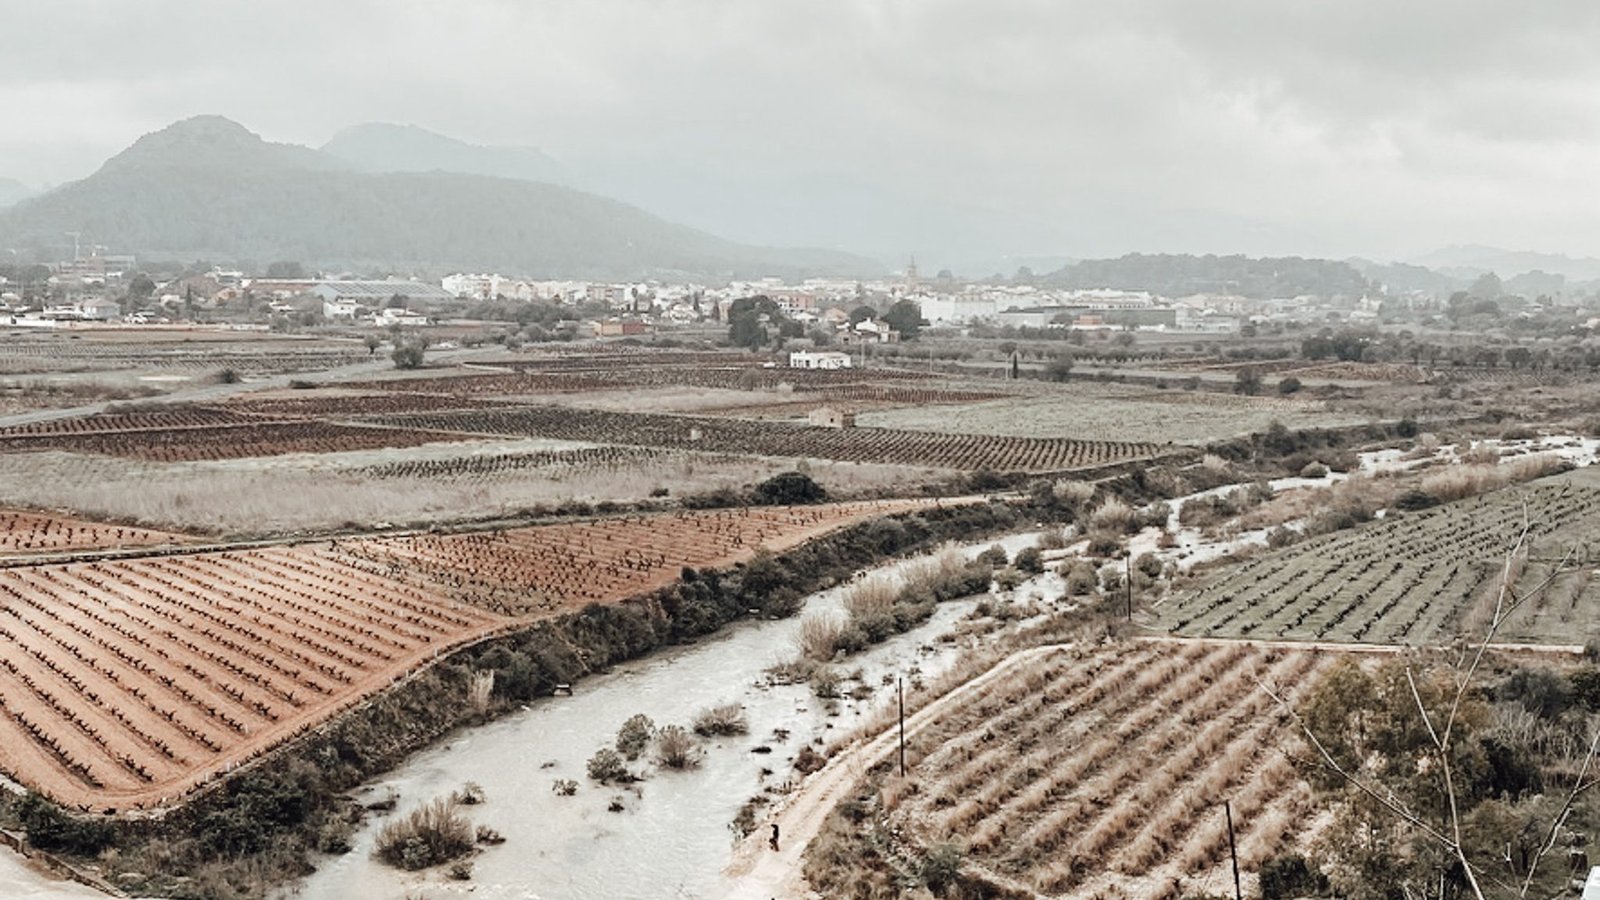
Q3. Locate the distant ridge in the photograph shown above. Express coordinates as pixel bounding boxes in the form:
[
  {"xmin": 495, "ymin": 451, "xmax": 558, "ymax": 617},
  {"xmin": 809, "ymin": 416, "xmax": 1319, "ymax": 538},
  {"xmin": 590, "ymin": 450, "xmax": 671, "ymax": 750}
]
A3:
[
  {"xmin": 1410, "ymin": 244, "xmax": 1600, "ymax": 282},
  {"xmin": 0, "ymin": 177, "xmax": 33, "ymax": 208},
  {"xmin": 0, "ymin": 116, "xmax": 881, "ymax": 280},
  {"xmin": 322, "ymin": 122, "xmax": 563, "ymax": 184}
]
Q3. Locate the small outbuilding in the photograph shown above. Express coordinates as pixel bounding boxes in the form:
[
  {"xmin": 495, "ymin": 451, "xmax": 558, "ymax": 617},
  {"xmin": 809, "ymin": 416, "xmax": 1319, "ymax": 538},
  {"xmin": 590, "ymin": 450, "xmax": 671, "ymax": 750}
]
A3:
[{"xmin": 808, "ymin": 406, "xmax": 856, "ymax": 429}]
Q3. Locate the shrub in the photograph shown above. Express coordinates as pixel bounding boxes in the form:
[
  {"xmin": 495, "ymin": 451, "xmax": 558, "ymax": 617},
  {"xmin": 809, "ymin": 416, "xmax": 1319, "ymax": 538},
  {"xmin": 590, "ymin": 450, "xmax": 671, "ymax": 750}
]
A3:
[
  {"xmin": 586, "ymin": 748, "xmax": 630, "ymax": 783},
  {"xmin": 977, "ymin": 544, "xmax": 1010, "ymax": 567},
  {"xmin": 920, "ymin": 842, "xmax": 964, "ymax": 893},
  {"xmin": 1062, "ymin": 560, "xmax": 1099, "ymax": 596},
  {"xmin": 810, "ymin": 666, "xmax": 843, "ymax": 699},
  {"xmin": 692, "ymin": 703, "xmax": 749, "ymax": 737},
  {"xmin": 391, "ymin": 340, "xmax": 427, "ymax": 369},
  {"xmin": 616, "ymin": 714, "xmax": 655, "ymax": 760},
  {"xmin": 1134, "ymin": 551, "xmax": 1163, "ymax": 579},
  {"xmin": 1299, "ymin": 461, "xmax": 1328, "ymax": 478},
  {"xmin": 1277, "ymin": 375, "xmax": 1302, "ymax": 395},
  {"xmin": 454, "ymin": 781, "xmax": 485, "ymax": 805},
  {"xmin": 448, "ymin": 859, "xmax": 474, "ymax": 880},
  {"xmin": 1259, "ymin": 853, "xmax": 1328, "ymax": 899},
  {"xmin": 1084, "ymin": 529, "xmax": 1121, "ymax": 557},
  {"xmin": 374, "ymin": 797, "xmax": 474, "ymax": 871},
  {"xmin": 1014, "ymin": 546, "xmax": 1045, "ymax": 575},
  {"xmin": 1089, "ymin": 497, "xmax": 1136, "ymax": 532},
  {"xmin": 993, "ymin": 567, "xmax": 1023, "ymax": 591},
  {"xmin": 752, "ymin": 471, "xmax": 826, "ymax": 505},
  {"xmin": 794, "ymin": 745, "xmax": 827, "ymax": 774},
  {"xmin": 551, "ymin": 779, "xmax": 578, "ymax": 796},
  {"xmin": 15, "ymin": 793, "xmax": 114, "ymax": 854},
  {"xmin": 655, "ymin": 725, "xmax": 702, "ymax": 770},
  {"xmin": 797, "ymin": 611, "xmax": 847, "ymax": 661}
]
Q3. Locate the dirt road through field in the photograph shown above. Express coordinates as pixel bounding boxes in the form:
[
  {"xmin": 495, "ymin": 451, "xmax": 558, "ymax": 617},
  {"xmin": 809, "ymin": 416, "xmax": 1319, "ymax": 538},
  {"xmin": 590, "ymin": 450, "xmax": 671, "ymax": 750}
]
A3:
[{"xmin": 716, "ymin": 644, "xmax": 1059, "ymax": 899}]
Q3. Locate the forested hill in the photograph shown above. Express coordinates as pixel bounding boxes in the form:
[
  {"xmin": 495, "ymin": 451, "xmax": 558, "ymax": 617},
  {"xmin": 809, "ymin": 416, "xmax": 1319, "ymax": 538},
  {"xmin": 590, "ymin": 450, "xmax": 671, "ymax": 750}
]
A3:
[
  {"xmin": 0, "ymin": 116, "xmax": 880, "ymax": 280},
  {"xmin": 1044, "ymin": 253, "xmax": 1371, "ymax": 298}
]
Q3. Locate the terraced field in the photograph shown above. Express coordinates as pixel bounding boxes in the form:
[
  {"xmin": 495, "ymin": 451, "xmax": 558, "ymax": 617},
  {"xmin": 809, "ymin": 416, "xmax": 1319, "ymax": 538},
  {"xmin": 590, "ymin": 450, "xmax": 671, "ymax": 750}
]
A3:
[
  {"xmin": 0, "ymin": 499, "xmax": 943, "ymax": 811},
  {"xmin": 0, "ymin": 511, "xmax": 189, "ymax": 558},
  {"xmin": 884, "ymin": 640, "xmax": 1336, "ymax": 898},
  {"xmin": 368, "ymin": 405, "xmax": 1171, "ymax": 474},
  {"xmin": 1157, "ymin": 475, "xmax": 1600, "ymax": 645}
]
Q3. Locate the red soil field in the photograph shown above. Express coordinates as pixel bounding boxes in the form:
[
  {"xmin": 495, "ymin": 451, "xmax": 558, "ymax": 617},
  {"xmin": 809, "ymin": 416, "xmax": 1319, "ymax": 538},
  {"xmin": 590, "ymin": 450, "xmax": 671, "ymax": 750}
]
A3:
[
  {"xmin": 0, "ymin": 499, "xmax": 948, "ymax": 812},
  {"xmin": 347, "ymin": 498, "xmax": 953, "ymax": 614},
  {"xmin": 0, "ymin": 511, "xmax": 189, "ymax": 557}
]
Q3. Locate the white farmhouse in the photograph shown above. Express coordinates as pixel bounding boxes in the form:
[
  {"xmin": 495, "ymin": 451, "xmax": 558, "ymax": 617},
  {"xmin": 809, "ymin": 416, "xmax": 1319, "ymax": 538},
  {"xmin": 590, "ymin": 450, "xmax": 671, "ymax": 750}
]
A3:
[{"xmin": 788, "ymin": 350, "xmax": 853, "ymax": 370}]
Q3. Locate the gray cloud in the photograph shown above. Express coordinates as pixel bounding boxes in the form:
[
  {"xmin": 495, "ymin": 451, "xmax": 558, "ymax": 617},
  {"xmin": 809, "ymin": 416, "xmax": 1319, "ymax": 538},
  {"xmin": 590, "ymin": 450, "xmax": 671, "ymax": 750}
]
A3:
[{"xmin": 4, "ymin": 0, "xmax": 1599, "ymax": 264}]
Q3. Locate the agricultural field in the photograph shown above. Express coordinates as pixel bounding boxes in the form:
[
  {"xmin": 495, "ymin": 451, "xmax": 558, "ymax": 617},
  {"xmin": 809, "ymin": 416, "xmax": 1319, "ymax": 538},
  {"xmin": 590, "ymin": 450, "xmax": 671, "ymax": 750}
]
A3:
[
  {"xmin": 0, "ymin": 510, "xmax": 188, "ymax": 558},
  {"xmin": 880, "ymin": 640, "xmax": 1337, "ymax": 898},
  {"xmin": 0, "ymin": 498, "xmax": 928, "ymax": 811},
  {"xmin": 1157, "ymin": 470, "xmax": 1600, "ymax": 646},
  {"xmin": 0, "ymin": 543, "xmax": 506, "ymax": 812},
  {"xmin": 0, "ymin": 441, "xmax": 948, "ymax": 535},
  {"xmin": 372, "ymin": 405, "xmax": 1172, "ymax": 474},
  {"xmin": 0, "ymin": 329, "xmax": 370, "ymax": 377},
  {"xmin": 0, "ymin": 419, "xmax": 474, "ymax": 462},
  {"xmin": 860, "ymin": 381, "xmax": 1376, "ymax": 444},
  {"xmin": 349, "ymin": 497, "xmax": 946, "ymax": 614}
]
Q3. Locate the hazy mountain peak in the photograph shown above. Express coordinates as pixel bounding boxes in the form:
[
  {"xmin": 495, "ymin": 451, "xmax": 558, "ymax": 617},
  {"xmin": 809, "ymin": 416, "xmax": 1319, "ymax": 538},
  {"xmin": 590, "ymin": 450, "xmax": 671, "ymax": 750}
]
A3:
[
  {"xmin": 102, "ymin": 114, "xmax": 342, "ymax": 174},
  {"xmin": 0, "ymin": 116, "xmax": 878, "ymax": 279},
  {"xmin": 0, "ymin": 177, "xmax": 32, "ymax": 208},
  {"xmin": 323, "ymin": 122, "xmax": 561, "ymax": 183}
]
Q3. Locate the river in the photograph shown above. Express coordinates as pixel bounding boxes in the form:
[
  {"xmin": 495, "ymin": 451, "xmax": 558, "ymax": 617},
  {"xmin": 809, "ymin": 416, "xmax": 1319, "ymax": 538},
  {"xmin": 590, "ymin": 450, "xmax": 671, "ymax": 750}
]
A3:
[{"xmin": 283, "ymin": 532, "xmax": 1048, "ymax": 900}]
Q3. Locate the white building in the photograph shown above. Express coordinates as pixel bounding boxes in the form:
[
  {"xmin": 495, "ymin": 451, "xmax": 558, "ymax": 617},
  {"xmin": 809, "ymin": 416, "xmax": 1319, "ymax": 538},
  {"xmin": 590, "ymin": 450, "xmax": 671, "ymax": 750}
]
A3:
[{"xmin": 789, "ymin": 350, "xmax": 853, "ymax": 370}]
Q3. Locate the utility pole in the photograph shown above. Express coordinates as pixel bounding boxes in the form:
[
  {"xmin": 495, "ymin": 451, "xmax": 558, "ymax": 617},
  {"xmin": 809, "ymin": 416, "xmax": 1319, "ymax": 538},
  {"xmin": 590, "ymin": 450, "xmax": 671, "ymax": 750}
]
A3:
[
  {"xmin": 898, "ymin": 676, "xmax": 906, "ymax": 778},
  {"xmin": 1125, "ymin": 554, "xmax": 1133, "ymax": 621},
  {"xmin": 1225, "ymin": 801, "xmax": 1241, "ymax": 900}
]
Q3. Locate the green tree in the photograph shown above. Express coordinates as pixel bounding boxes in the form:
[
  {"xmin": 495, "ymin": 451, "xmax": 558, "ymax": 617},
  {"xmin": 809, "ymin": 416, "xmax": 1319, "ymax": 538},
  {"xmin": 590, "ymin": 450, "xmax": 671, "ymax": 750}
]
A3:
[
  {"xmin": 392, "ymin": 339, "xmax": 427, "ymax": 369},
  {"xmin": 882, "ymin": 299, "xmax": 923, "ymax": 340},
  {"xmin": 1234, "ymin": 366, "xmax": 1262, "ymax": 396},
  {"xmin": 848, "ymin": 304, "xmax": 878, "ymax": 325}
]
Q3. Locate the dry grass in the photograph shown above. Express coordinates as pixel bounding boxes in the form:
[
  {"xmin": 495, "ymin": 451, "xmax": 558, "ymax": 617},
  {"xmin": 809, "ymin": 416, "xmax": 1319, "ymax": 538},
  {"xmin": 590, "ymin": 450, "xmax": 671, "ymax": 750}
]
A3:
[
  {"xmin": 654, "ymin": 725, "xmax": 702, "ymax": 770},
  {"xmin": 841, "ymin": 577, "xmax": 897, "ymax": 621},
  {"xmin": 1089, "ymin": 497, "xmax": 1136, "ymax": 532},
  {"xmin": 1420, "ymin": 453, "xmax": 1571, "ymax": 503},
  {"xmin": 797, "ymin": 611, "xmax": 849, "ymax": 662},
  {"xmin": 374, "ymin": 796, "xmax": 475, "ymax": 870},
  {"xmin": 467, "ymin": 670, "xmax": 495, "ymax": 716},
  {"xmin": 0, "ymin": 449, "xmax": 941, "ymax": 534},
  {"xmin": 691, "ymin": 703, "xmax": 749, "ymax": 737}
]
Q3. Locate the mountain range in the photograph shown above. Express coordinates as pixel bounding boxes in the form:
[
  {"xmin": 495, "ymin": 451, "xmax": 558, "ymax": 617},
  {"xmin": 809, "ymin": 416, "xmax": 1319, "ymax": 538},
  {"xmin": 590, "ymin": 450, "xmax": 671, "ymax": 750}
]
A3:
[
  {"xmin": 0, "ymin": 178, "xmax": 33, "ymax": 208},
  {"xmin": 0, "ymin": 116, "xmax": 880, "ymax": 280}
]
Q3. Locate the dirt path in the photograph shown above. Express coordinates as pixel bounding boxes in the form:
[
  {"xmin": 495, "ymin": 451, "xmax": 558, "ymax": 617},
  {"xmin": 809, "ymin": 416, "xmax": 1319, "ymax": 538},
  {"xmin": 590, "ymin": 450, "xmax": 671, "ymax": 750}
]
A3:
[{"xmin": 716, "ymin": 644, "xmax": 1060, "ymax": 899}]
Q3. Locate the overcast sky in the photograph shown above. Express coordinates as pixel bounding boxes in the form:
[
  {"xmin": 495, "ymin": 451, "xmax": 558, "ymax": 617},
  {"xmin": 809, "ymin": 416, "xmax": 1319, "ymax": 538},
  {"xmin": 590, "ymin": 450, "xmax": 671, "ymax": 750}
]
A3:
[{"xmin": 4, "ymin": 0, "xmax": 1599, "ymax": 264}]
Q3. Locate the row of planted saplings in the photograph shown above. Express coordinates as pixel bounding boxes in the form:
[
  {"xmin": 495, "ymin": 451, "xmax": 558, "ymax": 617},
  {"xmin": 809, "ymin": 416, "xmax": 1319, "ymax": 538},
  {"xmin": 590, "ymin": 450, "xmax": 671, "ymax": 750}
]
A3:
[
  {"xmin": 256, "ymin": 547, "xmax": 488, "ymax": 630},
  {"xmin": 141, "ymin": 558, "xmax": 402, "ymax": 669},
  {"xmin": 360, "ymin": 444, "xmax": 664, "ymax": 480},
  {"xmin": 968, "ymin": 648, "xmax": 1304, "ymax": 893},
  {"xmin": 0, "ymin": 616, "xmax": 196, "ymax": 764},
  {"xmin": 214, "ymin": 549, "xmax": 474, "ymax": 634},
  {"xmin": 142, "ymin": 557, "xmax": 414, "ymax": 674},
  {"xmin": 61, "ymin": 564, "xmax": 359, "ymax": 693},
  {"xmin": 0, "ymin": 644, "xmax": 154, "ymax": 784},
  {"xmin": 0, "ymin": 584, "xmax": 229, "ymax": 753}
]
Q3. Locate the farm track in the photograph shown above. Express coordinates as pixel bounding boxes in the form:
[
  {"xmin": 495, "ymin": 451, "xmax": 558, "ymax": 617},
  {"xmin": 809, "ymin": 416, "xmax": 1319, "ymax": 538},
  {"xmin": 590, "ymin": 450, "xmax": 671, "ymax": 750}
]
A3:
[{"xmin": 0, "ymin": 498, "xmax": 955, "ymax": 812}]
